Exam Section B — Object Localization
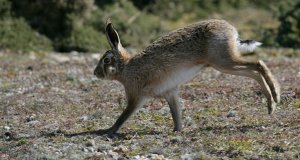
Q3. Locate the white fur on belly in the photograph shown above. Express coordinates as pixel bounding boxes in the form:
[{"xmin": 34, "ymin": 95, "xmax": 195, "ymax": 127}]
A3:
[{"xmin": 154, "ymin": 65, "xmax": 203, "ymax": 95}]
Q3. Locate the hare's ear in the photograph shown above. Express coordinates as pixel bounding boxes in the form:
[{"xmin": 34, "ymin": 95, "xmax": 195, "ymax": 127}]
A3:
[
  {"xmin": 105, "ymin": 19, "xmax": 121, "ymax": 50},
  {"xmin": 105, "ymin": 18, "xmax": 131, "ymax": 61}
]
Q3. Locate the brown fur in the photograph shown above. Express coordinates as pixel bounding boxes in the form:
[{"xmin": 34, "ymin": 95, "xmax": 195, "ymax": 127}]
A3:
[{"xmin": 94, "ymin": 19, "xmax": 280, "ymax": 134}]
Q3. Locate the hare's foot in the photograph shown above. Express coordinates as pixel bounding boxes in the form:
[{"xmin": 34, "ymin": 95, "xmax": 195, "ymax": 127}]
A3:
[{"xmin": 268, "ymin": 100, "xmax": 277, "ymax": 114}]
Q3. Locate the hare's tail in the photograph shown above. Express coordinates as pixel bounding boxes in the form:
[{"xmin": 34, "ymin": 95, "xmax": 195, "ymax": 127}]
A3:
[{"xmin": 237, "ymin": 39, "xmax": 262, "ymax": 53}]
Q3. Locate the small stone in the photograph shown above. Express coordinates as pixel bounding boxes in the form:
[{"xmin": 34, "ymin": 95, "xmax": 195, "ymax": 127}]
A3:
[
  {"xmin": 80, "ymin": 115, "xmax": 89, "ymax": 121},
  {"xmin": 240, "ymin": 127, "xmax": 249, "ymax": 133},
  {"xmin": 85, "ymin": 139, "xmax": 95, "ymax": 147},
  {"xmin": 87, "ymin": 147, "xmax": 95, "ymax": 152},
  {"xmin": 17, "ymin": 133, "xmax": 31, "ymax": 138},
  {"xmin": 158, "ymin": 106, "xmax": 170, "ymax": 115},
  {"xmin": 170, "ymin": 136, "xmax": 183, "ymax": 144},
  {"xmin": 28, "ymin": 120, "xmax": 40, "ymax": 126},
  {"xmin": 108, "ymin": 150, "xmax": 119, "ymax": 159},
  {"xmin": 4, "ymin": 126, "xmax": 10, "ymax": 130},
  {"xmin": 180, "ymin": 153, "xmax": 193, "ymax": 160},
  {"xmin": 82, "ymin": 147, "xmax": 88, "ymax": 152},
  {"xmin": 257, "ymin": 126, "xmax": 266, "ymax": 132},
  {"xmin": 149, "ymin": 154, "xmax": 165, "ymax": 160},
  {"xmin": 26, "ymin": 114, "xmax": 36, "ymax": 122},
  {"xmin": 272, "ymin": 146, "xmax": 285, "ymax": 153},
  {"xmin": 98, "ymin": 144, "xmax": 111, "ymax": 152},
  {"xmin": 4, "ymin": 131, "xmax": 13, "ymax": 141},
  {"xmin": 27, "ymin": 66, "xmax": 33, "ymax": 71},
  {"xmin": 227, "ymin": 111, "xmax": 236, "ymax": 118},
  {"xmin": 113, "ymin": 145, "xmax": 128, "ymax": 153}
]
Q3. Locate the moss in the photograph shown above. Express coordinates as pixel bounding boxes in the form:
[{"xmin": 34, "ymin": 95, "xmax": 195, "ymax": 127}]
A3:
[
  {"xmin": 291, "ymin": 101, "xmax": 300, "ymax": 108},
  {"xmin": 17, "ymin": 139, "xmax": 28, "ymax": 146},
  {"xmin": 227, "ymin": 139, "xmax": 252, "ymax": 151}
]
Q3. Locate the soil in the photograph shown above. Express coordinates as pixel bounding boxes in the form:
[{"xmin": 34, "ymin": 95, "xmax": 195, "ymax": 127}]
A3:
[{"xmin": 0, "ymin": 49, "xmax": 300, "ymax": 159}]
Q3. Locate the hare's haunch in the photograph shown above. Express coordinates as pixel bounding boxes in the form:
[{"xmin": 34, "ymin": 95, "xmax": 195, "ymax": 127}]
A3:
[{"xmin": 94, "ymin": 19, "xmax": 280, "ymax": 134}]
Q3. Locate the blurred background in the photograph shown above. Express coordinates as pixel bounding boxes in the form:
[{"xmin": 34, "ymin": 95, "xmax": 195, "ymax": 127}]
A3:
[{"xmin": 0, "ymin": 0, "xmax": 299, "ymax": 54}]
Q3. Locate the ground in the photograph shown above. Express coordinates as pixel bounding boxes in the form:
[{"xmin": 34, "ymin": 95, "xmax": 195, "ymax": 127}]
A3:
[{"xmin": 0, "ymin": 48, "xmax": 299, "ymax": 159}]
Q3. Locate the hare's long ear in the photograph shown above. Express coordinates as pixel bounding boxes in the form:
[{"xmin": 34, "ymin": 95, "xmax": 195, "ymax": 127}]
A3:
[
  {"xmin": 106, "ymin": 19, "xmax": 121, "ymax": 50},
  {"xmin": 105, "ymin": 18, "xmax": 131, "ymax": 61}
]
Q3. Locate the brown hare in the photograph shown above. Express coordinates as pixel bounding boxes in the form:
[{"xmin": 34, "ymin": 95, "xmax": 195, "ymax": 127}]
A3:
[{"xmin": 94, "ymin": 19, "xmax": 280, "ymax": 134}]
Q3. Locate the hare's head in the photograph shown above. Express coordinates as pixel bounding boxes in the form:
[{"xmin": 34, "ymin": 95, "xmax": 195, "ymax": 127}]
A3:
[{"xmin": 94, "ymin": 19, "xmax": 130, "ymax": 79}]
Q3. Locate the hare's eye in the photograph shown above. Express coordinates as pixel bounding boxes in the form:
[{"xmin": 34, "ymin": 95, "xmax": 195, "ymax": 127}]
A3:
[{"xmin": 103, "ymin": 57, "xmax": 111, "ymax": 64}]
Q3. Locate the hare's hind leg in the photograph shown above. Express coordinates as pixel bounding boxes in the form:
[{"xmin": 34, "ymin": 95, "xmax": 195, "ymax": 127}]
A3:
[
  {"xmin": 257, "ymin": 60, "xmax": 280, "ymax": 103},
  {"xmin": 210, "ymin": 59, "xmax": 278, "ymax": 114},
  {"xmin": 163, "ymin": 88, "xmax": 182, "ymax": 131}
]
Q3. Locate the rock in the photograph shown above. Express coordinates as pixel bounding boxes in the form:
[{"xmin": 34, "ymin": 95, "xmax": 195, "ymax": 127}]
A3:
[
  {"xmin": 80, "ymin": 115, "xmax": 89, "ymax": 122},
  {"xmin": 113, "ymin": 145, "xmax": 129, "ymax": 153},
  {"xmin": 17, "ymin": 133, "xmax": 31, "ymax": 138},
  {"xmin": 98, "ymin": 144, "xmax": 111, "ymax": 152},
  {"xmin": 257, "ymin": 126, "xmax": 266, "ymax": 132},
  {"xmin": 43, "ymin": 123, "xmax": 60, "ymax": 134},
  {"xmin": 180, "ymin": 153, "xmax": 194, "ymax": 160},
  {"xmin": 158, "ymin": 106, "xmax": 170, "ymax": 115},
  {"xmin": 148, "ymin": 154, "xmax": 165, "ymax": 160},
  {"xmin": 138, "ymin": 108, "xmax": 149, "ymax": 113},
  {"xmin": 87, "ymin": 147, "xmax": 95, "ymax": 152},
  {"xmin": 82, "ymin": 147, "xmax": 88, "ymax": 152},
  {"xmin": 28, "ymin": 120, "xmax": 40, "ymax": 126},
  {"xmin": 240, "ymin": 127, "xmax": 249, "ymax": 133},
  {"xmin": 82, "ymin": 147, "xmax": 95, "ymax": 153},
  {"xmin": 4, "ymin": 126, "xmax": 10, "ymax": 130},
  {"xmin": 108, "ymin": 150, "xmax": 120, "ymax": 159},
  {"xmin": 85, "ymin": 139, "xmax": 95, "ymax": 147},
  {"xmin": 4, "ymin": 131, "xmax": 13, "ymax": 141},
  {"xmin": 272, "ymin": 146, "xmax": 285, "ymax": 153},
  {"xmin": 227, "ymin": 111, "xmax": 236, "ymax": 118},
  {"xmin": 170, "ymin": 136, "xmax": 183, "ymax": 144}
]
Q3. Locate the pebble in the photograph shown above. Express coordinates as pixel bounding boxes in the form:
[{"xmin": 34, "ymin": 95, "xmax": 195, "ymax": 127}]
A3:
[
  {"xmin": 87, "ymin": 147, "xmax": 95, "ymax": 152},
  {"xmin": 28, "ymin": 120, "xmax": 40, "ymax": 126},
  {"xmin": 26, "ymin": 114, "xmax": 36, "ymax": 122},
  {"xmin": 257, "ymin": 126, "xmax": 266, "ymax": 132},
  {"xmin": 4, "ymin": 131, "xmax": 13, "ymax": 141},
  {"xmin": 98, "ymin": 144, "xmax": 111, "ymax": 152},
  {"xmin": 85, "ymin": 139, "xmax": 95, "ymax": 147},
  {"xmin": 227, "ymin": 111, "xmax": 236, "ymax": 118},
  {"xmin": 108, "ymin": 150, "xmax": 120, "ymax": 159},
  {"xmin": 82, "ymin": 147, "xmax": 95, "ymax": 153},
  {"xmin": 170, "ymin": 136, "xmax": 183, "ymax": 144},
  {"xmin": 113, "ymin": 145, "xmax": 129, "ymax": 153},
  {"xmin": 158, "ymin": 106, "xmax": 170, "ymax": 115},
  {"xmin": 80, "ymin": 115, "xmax": 89, "ymax": 121},
  {"xmin": 180, "ymin": 153, "xmax": 194, "ymax": 160},
  {"xmin": 148, "ymin": 154, "xmax": 165, "ymax": 160},
  {"xmin": 4, "ymin": 126, "xmax": 10, "ymax": 130},
  {"xmin": 43, "ymin": 123, "xmax": 60, "ymax": 133}
]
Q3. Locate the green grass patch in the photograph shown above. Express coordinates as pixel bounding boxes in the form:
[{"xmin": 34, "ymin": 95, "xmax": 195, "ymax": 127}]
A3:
[{"xmin": 0, "ymin": 18, "xmax": 53, "ymax": 52}]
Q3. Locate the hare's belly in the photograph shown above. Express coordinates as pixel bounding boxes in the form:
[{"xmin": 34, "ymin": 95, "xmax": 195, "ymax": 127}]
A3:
[{"xmin": 153, "ymin": 65, "xmax": 203, "ymax": 95}]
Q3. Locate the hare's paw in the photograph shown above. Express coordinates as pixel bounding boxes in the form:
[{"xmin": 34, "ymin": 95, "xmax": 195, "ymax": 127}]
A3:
[{"xmin": 268, "ymin": 100, "xmax": 277, "ymax": 115}]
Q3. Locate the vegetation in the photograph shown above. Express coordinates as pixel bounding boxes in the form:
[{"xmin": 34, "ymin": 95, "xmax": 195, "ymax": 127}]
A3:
[
  {"xmin": 1, "ymin": 1, "xmax": 299, "ymax": 159},
  {"xmin": 0, "ymin": 0, "xmax": 299, "ymax": 53},
  {"xmin": 0, "ymin": 48, "xmax": 299, "ymax": 159}
]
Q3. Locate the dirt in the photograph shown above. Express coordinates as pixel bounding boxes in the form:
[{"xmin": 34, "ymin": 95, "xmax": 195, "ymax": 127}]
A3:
[{"xmin": 0, "ymin": 49, "xmax": 300, "ymax": 159}]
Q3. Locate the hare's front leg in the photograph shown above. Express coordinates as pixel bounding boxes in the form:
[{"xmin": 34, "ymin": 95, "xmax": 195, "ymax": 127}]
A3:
[
  {"xmin": 164, "ymin": 88, "xmax": 183, "ymax": 131},
  {"xmin": 97, "ymin": 97, "xmax": 146, "ymax": 134}
]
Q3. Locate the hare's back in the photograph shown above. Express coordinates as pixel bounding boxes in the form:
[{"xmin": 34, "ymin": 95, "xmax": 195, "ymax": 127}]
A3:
[{"xmin": 144, "ymin": 19, "xmax": 237, "ymax": 54}]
